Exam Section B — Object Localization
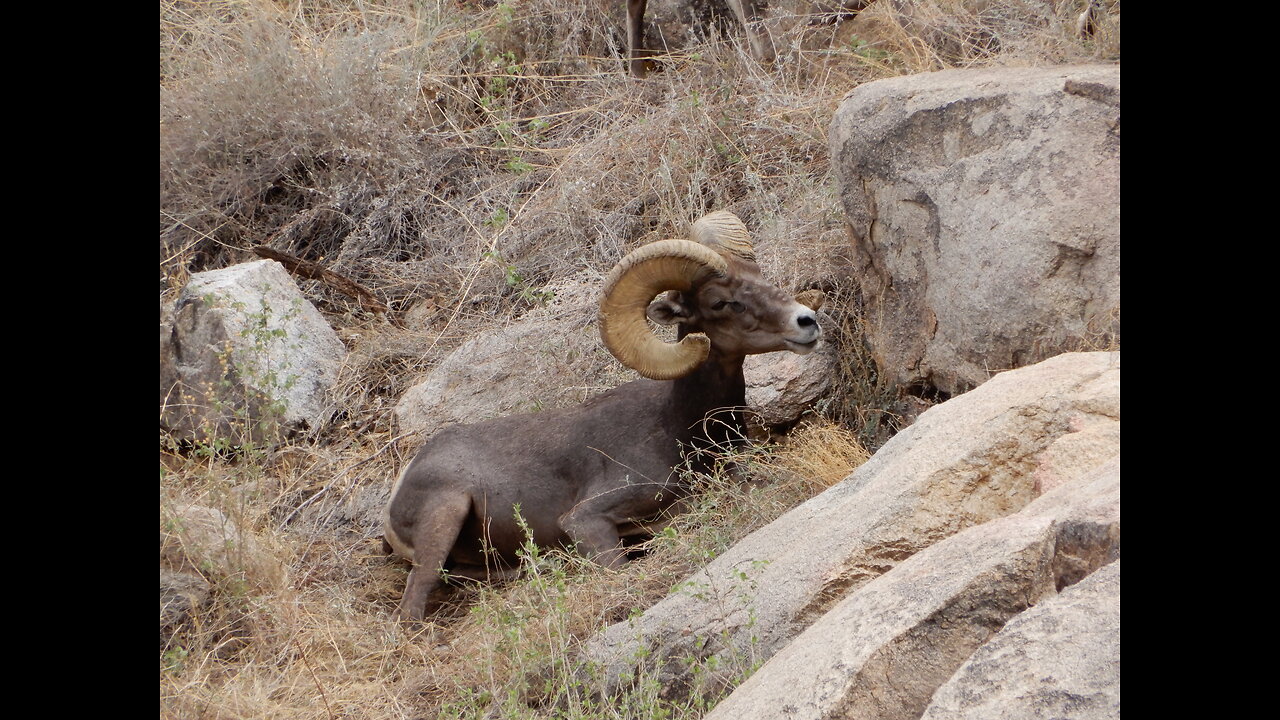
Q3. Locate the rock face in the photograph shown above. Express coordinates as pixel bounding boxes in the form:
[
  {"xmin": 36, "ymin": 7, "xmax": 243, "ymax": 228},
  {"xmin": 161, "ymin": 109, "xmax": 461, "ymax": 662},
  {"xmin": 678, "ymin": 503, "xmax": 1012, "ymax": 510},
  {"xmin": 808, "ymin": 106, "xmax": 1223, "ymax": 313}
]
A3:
[
  {"xmin": 159, "ymin": 503, "xmax": 282, "ymax": 645},
  {"xmin": 393, "ymin": 274, "xmax": 625, "ymax": 439},
  {"xmin": 581, "ymin": 351, "xmax": 1119, "ymax": 705},
  {"xmin": 160, "ymin": 504, "xmax": 280, "ymax": 586},
  {"xmin": 160, "ymin": 260, "xmax": 346, "ymax": 443},
  {"xmin": 920, "ymin": 559, "xmax": 1120, "ymax": 720},
  {"xmin": 160, "ymin": 568, "xmax": 211, "ymax": 648},
  {"xmin": 829, "ymin": 65, "xmax": 1120, "ymax": 396},
  {"xmin": 744, "ymin": 313, "xmax": 838, "ymax": 430},
  {"xmin": 705, "ymin": 458, "xmax": 1119, "ymax": 720}
]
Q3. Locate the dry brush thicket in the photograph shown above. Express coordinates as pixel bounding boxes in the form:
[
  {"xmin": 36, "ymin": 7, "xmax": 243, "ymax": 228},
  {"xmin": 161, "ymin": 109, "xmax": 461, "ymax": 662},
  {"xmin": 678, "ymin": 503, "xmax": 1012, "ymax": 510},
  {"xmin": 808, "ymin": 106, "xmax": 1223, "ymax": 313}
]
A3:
[{"xmin": 159, "ymin": 1, "xmax": 1118, "ymax": 718}]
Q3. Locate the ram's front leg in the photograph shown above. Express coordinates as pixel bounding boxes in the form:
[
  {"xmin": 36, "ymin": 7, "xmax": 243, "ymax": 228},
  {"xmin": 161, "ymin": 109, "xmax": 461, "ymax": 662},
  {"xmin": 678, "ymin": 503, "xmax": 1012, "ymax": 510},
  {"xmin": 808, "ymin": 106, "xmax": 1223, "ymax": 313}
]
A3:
[{"xmin": 559, "ymin": 508, "xmax": 627, "ymax": 569}]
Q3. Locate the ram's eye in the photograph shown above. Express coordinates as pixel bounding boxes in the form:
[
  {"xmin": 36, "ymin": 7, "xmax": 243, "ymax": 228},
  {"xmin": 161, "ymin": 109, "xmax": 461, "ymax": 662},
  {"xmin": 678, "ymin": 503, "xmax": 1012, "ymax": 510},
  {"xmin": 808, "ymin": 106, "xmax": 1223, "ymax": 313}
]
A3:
[{"xmin": 712, "ymin": 300, "xmax": 745, "ymax": 313}]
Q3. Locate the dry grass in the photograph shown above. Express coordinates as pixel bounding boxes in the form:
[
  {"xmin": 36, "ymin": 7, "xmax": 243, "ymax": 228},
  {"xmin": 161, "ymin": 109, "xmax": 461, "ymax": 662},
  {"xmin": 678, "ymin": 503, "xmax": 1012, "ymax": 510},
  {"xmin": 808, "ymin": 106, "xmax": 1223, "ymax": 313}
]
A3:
[
  {"xmin": 759, "ymin": 417, "xmax": 871, "ymax": 494},
  {"xmin": 160, "ymin": 416, "xmax": 870, "ymax": 719},
  {"xmin": 160, "ymin": 1, "xmax": 1117, "ymax": 717}
]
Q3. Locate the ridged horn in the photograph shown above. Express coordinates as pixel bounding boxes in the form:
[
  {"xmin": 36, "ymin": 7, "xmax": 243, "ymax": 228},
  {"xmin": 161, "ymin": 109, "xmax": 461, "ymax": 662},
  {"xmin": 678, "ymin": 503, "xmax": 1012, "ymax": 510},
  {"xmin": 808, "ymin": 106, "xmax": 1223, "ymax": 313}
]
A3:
[
  {"xmin": 599, "ymin": 239, "xmax": 729, "ymax": 380},
  {"xmin": 691, "ymin": 210, "xmax": 756, "ymax": 261},
  {"xmin": 794, "ymin": 288, "xmax": 826, "ymax": 311}
]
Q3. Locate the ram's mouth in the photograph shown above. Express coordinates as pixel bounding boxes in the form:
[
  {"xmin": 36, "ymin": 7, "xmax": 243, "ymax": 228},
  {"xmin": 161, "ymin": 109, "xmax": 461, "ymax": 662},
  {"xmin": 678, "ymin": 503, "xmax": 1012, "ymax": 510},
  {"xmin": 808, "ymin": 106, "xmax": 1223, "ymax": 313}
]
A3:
[{"xmin": 785, "ymin": 337, "xmax": 821, "ymax": 354}]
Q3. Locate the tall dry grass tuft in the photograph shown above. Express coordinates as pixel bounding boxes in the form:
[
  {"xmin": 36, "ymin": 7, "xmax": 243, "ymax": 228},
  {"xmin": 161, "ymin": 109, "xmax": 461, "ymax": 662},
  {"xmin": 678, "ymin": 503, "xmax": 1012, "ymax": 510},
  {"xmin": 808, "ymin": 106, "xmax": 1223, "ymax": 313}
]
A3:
[
  {"xmin": 760, "ymin": 416, "xmax": 872, "ymax": 495},
  {"xmin": 161, "ymin": 1, "xmax": 1116, "ymax": 717}
]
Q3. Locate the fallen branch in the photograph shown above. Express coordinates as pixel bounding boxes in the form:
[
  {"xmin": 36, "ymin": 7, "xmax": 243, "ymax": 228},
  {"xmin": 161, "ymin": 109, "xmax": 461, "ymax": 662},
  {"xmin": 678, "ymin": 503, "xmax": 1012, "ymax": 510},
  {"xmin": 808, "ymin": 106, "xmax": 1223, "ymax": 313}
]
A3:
[{"xmin": 252, "ymin": 245, "xmax": 390, "ymax": 315}]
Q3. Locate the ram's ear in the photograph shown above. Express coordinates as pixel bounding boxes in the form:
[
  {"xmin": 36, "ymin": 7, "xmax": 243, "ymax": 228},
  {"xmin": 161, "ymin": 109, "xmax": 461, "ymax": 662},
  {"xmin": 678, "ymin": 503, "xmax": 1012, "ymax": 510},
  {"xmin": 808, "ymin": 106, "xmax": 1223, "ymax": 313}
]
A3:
[{"xmin": 646, "ymin": 291, "xmax": 694, "ymax": 326}]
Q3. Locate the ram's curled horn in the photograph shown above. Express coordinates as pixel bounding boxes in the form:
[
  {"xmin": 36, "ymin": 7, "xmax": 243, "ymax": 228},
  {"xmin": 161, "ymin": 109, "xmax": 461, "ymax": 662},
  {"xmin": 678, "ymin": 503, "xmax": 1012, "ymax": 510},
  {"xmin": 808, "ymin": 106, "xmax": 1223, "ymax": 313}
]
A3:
[
  {"xmin": 691, "ymin": 210, "xmax": 756, "ymax": 261},
  {"xmin": 794, "ymin": 288, "xmax": 826, "ymax": 311},
  {"xmin": 599, "ymin": 239, "xmax": 729, "ymax": 380}
]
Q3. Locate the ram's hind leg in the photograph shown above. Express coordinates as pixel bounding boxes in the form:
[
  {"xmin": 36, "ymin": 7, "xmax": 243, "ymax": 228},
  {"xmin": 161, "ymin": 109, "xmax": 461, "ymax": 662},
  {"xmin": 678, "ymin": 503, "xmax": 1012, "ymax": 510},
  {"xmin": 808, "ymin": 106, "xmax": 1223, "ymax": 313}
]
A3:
[{"xmin": 397, "ymin": 492, "xmax": 472, "ymax": 622}]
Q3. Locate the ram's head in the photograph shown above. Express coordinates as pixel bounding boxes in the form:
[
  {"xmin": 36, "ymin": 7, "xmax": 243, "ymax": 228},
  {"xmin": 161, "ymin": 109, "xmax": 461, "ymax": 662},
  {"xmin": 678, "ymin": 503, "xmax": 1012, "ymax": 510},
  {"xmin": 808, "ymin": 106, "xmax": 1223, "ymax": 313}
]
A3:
[{"xmin": 599, "ymin": 211, "xmax": 823, "ymax": 380}]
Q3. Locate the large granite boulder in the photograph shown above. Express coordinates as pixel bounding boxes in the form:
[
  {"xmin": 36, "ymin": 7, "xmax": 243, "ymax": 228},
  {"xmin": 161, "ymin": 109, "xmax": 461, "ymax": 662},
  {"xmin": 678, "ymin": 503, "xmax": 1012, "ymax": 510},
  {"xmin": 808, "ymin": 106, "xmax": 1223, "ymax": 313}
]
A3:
[
  {"xmin": 159, "ymin": 503, "xmax": 281, "ymax": 587},
  {"xmin": 920, "ymin": 558, "xmax": 1120, "ymax": 720},
  {"xmin": 704, "ymin": 459, "xmax": 1119, "ymax": 719},
  {"xmin": 830, "ymin": 64, "xmax": 1120, "ymax": 396},
  {"xmin": 160, "ymin": 568, "xmax": 211, "ymax": 649},
  {"xmin": 581, "ymin": 351, "xmax": 1119, "ymax": 704},
  {"xmin": 159, "ymin": 503, "xmax": 284, "ymax": 647},
  {"xmin": 393, "ymin": 271, "xmax": 625, "ymax": 438},
  {"xmin": 744, "ymin": 316, "xmax": 838, "ymax": 430}
]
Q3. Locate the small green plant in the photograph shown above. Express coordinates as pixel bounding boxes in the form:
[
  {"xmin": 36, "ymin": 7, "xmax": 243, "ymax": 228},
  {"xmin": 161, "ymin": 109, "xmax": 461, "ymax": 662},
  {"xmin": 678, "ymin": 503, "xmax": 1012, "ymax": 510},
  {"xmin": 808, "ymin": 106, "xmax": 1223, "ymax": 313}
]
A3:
[
  {"xmin": 496, "ymin": 50, "xmax": 519, "ymax": 75},
  {"xmin": 504, "ymin": 156, "xmax": 534, "ymax": 174},
  {"xmin": 483, "ymin": 208, "xmax": 510, "ymax": 228},
  {"xmin": 714, "ymin": 141, "xmax": 742, "ymax": 164},
  {"xmin": 188, "ymin": 294, "xmax": 302, "ymax": 455},
  {"xmin": 848, "ymin": 34, "xmax": 892, "ymax": 62},
  {"xmin": 483, "ymin": 251, "xmax": 555, "ymax": 306},
  {"xmin": 494, "ymin": 120, "xmax": 515, "ymax": 145},
  {"xmin": 487, "ymin": 75, "xmax": 509, "ymax": 100},
  {"xmin": 161, "ymin": 645, "xmax": 189, "ymax": 674},
  {"xmin": 478, "ymin": 50, "xmax": 522, "ymax": 118},
  {"xmin": 494, "ymin": 1, "xmax": 514, "ymax": 28}
]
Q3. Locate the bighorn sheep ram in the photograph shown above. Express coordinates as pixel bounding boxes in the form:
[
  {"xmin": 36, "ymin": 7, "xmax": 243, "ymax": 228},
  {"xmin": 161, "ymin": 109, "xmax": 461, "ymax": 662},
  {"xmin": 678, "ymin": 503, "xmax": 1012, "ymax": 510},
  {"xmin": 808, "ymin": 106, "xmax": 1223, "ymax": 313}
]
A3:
[{"xmin": 384, "ymin": 211, "xmax": 823, "ymax": 620}]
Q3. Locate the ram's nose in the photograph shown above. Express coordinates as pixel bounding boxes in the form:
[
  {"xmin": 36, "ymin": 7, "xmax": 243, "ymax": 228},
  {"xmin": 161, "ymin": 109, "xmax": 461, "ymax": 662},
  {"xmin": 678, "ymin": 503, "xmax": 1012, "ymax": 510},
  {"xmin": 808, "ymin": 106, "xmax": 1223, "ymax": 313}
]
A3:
[{"xmin": 784, "ymin": 306, "xmax": 822, "ymax": 353}]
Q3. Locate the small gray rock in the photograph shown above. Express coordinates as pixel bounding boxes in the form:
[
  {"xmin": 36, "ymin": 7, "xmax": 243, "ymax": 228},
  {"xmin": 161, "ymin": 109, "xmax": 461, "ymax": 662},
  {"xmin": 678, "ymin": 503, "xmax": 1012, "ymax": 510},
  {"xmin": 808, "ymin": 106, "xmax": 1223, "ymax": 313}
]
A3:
[{"xmin": 161, "ymin": 260, "xmax": 346, "ymax": 443}]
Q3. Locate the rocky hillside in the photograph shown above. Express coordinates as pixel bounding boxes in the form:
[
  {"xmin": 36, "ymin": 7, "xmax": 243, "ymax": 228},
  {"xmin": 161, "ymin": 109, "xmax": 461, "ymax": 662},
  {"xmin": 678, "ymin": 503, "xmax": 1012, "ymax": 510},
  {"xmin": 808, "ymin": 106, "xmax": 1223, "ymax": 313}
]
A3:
[{"xmin": 160, "ymin": 2, "xmax": 1119, "ymax": 718}]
